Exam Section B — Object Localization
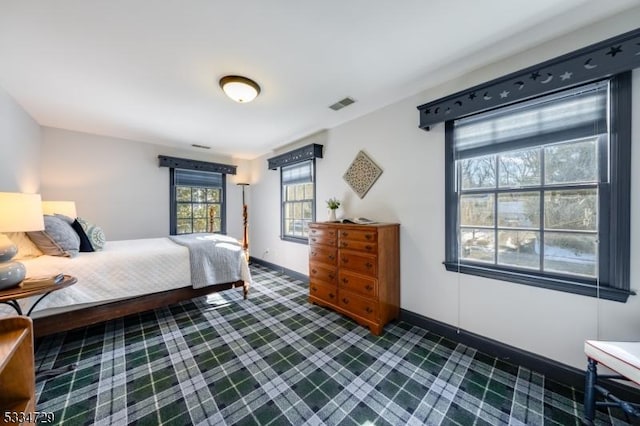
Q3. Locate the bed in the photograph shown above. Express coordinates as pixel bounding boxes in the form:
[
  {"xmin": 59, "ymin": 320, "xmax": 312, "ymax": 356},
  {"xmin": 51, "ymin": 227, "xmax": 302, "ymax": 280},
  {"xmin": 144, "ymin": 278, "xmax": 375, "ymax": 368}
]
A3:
[{"xmin": 0, "ymin": 234, "xmax": 251, "ymax": 337}]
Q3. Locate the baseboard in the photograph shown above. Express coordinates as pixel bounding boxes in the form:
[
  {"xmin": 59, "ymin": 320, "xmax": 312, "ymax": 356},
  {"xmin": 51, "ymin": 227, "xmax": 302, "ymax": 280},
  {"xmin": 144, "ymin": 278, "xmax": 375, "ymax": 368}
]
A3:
[
  {"xmin": 249, "ymin": 257, "xmax": 309, "ymax": 283},
  {"xmin": 400, "ymin": 309, "xmax": 640, "ymax": 402}
]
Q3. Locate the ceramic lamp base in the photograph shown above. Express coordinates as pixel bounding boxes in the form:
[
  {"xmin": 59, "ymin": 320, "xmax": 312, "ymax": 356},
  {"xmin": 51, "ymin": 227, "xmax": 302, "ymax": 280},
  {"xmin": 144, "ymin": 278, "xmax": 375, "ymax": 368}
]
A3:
[
  {"xmin": 0, "ymin": 237, "xmax": 24, "ymax": 290},
  {"xmin": 0, "ymin": 260, "xmax": 25, "ymax": 290}
]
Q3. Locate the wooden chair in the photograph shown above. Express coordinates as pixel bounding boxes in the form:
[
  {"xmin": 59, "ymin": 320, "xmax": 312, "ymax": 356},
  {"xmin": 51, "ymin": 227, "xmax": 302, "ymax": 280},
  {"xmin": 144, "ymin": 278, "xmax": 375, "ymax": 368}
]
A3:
[{"xmin": 583, "ymin": 340, "xmax": 640, "ymax": 424}]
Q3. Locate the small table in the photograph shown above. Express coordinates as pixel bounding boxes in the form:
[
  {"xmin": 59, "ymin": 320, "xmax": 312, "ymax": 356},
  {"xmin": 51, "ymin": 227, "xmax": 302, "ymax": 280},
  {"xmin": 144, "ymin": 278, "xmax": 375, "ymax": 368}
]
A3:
[
  {"xmin": 0, "ymin": 275, "xmax": 77, "ymax": 316},
  {"xmin": 0, "ymin": 275, "xmax": 77, "ymax": 380}
]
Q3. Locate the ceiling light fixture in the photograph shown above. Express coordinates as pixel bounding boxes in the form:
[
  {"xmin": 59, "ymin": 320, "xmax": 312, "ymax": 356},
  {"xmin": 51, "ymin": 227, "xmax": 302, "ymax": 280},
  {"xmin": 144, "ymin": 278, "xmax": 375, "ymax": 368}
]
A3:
[{"xmin": 219, "ymin": 75, "xmax": 261, "ymax": 103}]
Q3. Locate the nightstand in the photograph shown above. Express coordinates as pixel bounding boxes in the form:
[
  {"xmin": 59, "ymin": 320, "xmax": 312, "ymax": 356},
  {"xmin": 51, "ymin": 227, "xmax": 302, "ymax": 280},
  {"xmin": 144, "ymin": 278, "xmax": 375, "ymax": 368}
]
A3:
[{"xmin": 0, "ymin": 275, "xmax": 77, "ymax": 316}]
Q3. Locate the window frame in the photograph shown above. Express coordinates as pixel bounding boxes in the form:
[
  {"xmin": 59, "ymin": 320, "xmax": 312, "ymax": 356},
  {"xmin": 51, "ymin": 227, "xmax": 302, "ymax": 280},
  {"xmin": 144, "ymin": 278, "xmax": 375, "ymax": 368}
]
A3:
[
  {"xmin": 169, "ymin": 168, "xmax": 227, "ymax": 235},
  {"xmin": 443, "ymin": 73, "xmax": 632, "ymax": 302},
  {"xmin": 280, "ymin": 159, "xmax": 316, "ymax": 244}
]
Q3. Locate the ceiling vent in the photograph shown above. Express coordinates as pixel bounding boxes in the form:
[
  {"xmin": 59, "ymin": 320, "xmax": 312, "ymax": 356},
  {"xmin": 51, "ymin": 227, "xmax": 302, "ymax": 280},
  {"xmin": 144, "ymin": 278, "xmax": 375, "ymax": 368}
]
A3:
[
  {"xmin": 191, "ymin": 144, "xmax": 211, "ymax": 149},
  {"xmin": 329, "ymin": 97, "xmax": 356, "ymax": 111}
]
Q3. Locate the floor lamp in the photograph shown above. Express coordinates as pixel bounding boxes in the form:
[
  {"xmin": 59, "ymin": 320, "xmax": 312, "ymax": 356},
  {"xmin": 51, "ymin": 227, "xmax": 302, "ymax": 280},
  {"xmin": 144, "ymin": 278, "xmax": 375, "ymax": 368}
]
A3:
[{"xmin": 237, "ymin": 183, "xmax": 249, "ymax": 261}]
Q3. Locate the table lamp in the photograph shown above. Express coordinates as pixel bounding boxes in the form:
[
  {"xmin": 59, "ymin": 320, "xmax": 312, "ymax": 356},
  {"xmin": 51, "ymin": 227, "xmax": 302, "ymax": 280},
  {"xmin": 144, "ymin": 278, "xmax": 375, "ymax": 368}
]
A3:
[
  {"xmin": 0, "ymin": 192, "xmax": 45, "ymax": 290},
  {"xmin": 42, "ymin": 201, "xmax": 77, "ymax": 218}
]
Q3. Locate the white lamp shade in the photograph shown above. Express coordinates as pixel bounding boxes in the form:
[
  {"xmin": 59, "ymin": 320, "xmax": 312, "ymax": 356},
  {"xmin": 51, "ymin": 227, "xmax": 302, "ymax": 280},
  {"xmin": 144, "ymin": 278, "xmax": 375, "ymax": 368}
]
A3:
[
  {"xmin": 42, "ymin": 200, "xmax": 77, "ymax": 218},
  {"xmin": 0, "ymin": 192, "xmax": 45, "ymax": 232}
]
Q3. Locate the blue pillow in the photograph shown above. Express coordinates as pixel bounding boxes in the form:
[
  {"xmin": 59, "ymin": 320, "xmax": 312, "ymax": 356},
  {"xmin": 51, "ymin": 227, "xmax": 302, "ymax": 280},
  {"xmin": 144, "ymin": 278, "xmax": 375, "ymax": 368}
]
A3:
[
  {"xmin": 71, "ymin": 219, "xmax": 94, "ymax": 252},
  {"xmin": 27, "ymin": 215, "xmax": 80, "ymax": 257}
]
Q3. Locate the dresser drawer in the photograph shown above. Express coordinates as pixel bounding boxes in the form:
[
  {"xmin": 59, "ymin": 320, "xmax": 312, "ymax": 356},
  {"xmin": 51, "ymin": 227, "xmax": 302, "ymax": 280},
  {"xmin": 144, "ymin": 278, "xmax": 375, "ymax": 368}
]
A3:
[
  {"xmin": 338, "ymin": 271, "xmax": 377, "ymax": 298},
  {"xmin": 309, "ymin": 234, "xmax": 336, "ymax": 247},
  {"xmin": 309, "ymin": 262, "xmax": 337, "ymax": 285},
  {"xmin": 309, "ymin": 280, "xmax": 338, "ymax": 305},
  {"xmin": 309, "ymin": 226, "xmax": 337, "ymax": 246},
  {"xmin": 339, "ymin": 251, "xmax": 377, "ymax": 277},
  {"xmin": 338, "ymin": 239, "xmax": 377, "ymax": 254},
  {"xmin": 309, "ymin": 245, "xmax": 337, "ymax": 265},
  {"xmin": 338, "ymin": 229, "xmax": 377, "ymax": 243},
  {"xmin": 338, "ymin": 290, "xmax": 377, "ymax": 322}
]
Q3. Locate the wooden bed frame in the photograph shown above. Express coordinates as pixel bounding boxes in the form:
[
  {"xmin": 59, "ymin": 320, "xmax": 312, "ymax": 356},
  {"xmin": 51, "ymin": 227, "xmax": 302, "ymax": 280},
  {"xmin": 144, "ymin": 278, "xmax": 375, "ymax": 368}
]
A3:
[{"xmin": 33, "ymin": 280, "xmax": 248, "ymax": 337}]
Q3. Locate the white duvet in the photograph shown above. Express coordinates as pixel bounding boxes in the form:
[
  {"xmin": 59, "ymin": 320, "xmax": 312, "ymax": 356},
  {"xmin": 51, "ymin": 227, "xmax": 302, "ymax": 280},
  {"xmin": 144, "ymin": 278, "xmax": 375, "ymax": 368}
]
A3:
[{"xmin": 1, "ymin": 237, "xmax": 250, "ymax": 318}]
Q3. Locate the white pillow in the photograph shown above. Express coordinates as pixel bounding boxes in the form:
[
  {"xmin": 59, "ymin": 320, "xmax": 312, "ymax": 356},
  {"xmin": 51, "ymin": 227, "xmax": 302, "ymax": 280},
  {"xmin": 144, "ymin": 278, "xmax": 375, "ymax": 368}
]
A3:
[{"xmin": 3, "ymin": 232, "xmax": 43, "ymax": 259}]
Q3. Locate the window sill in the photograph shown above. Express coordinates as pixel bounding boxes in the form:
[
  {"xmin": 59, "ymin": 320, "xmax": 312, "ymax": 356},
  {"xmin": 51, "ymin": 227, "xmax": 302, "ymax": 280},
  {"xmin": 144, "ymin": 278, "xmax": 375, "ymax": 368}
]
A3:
[
  {"xmin": 443, "ymin": 261, "xmax": 633, "ymax": 303},
  {"xmin": 281, "ymin": 235, "xmax": 309, "ymax": 245}
]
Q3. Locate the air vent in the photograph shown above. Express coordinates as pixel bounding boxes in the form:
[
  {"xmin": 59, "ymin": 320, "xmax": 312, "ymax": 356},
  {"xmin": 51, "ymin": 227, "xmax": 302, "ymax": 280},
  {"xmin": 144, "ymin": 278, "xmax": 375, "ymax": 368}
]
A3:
[
  {"xmin": 191, "ymin": 144, "xmax": 211, "ymax": 150},
  {"xmin": 329, "ymin": 97, "xmax": 356, "ymax": 111}
]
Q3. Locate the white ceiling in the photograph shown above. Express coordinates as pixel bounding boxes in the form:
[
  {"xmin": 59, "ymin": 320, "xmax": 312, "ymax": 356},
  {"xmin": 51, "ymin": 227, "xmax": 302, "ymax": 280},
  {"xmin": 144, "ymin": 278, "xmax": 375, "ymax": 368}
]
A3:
[{"xmin": 1, "ymin": 0, "xmax": 638, "ymax": 159}]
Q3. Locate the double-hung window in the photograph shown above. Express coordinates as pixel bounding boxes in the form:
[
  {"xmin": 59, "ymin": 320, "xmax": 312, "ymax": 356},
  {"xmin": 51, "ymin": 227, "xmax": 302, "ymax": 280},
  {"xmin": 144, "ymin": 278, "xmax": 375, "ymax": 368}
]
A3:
[
  {"xmin": 444, "ymin": 75, "xmax": 631, "ymax": 301},
  {"xmin": 171, "ymin": 169, "xmax": 226, "ymax": 235},
  {"xmin": 281, "ymin": 160, "xmax": 315, "ymax": 242}
]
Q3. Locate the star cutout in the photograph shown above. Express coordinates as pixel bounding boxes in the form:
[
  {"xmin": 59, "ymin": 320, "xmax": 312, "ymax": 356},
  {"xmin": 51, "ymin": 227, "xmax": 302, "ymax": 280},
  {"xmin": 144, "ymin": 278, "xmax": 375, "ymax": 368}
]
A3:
[
  {"xmin": 560, "ymin": 71, "xmax": 573, "ymax": 81},
  {"xmin": 468, "ymin": 92, "xmax": 477, "ymax": 100},
  {"xmin": 606, "ymin": 45, "xmax": 622, "ymax": 57},
  {"xmin": 499, "ymin": 90, "xmax": 510, "ymax": 98},
  {"xmin": 530, "ymin": 71, "xmax": 541, "ymax": 81}
]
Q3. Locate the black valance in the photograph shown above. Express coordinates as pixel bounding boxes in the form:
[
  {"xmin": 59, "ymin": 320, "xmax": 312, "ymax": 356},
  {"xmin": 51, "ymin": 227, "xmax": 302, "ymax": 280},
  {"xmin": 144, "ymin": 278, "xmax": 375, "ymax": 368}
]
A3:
[
  {"xmin": 417, "ymin": 27, "xmax": 640, "ymax": 130},
  {"xmin": 158, "ymin": 155, "xmax": 236, "ymax": 175},
  {"xmin": 267, "ymin": 143, "xmax": 323, "ymax": 170}
]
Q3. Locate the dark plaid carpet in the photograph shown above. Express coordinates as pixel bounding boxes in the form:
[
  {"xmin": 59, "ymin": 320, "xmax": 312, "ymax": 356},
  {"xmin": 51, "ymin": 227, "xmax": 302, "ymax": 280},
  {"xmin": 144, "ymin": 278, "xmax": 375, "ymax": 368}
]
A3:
[{"xmin": 33, "ymin": 264, "xmax": 634, "ymax": 425}]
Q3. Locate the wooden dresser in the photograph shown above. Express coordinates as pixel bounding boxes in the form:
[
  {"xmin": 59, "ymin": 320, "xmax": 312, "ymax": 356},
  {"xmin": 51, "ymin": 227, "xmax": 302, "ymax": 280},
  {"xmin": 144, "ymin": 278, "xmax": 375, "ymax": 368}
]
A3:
[{"xmin": 308, "ymin": 222, "xmax": 400, "ymax": 335}]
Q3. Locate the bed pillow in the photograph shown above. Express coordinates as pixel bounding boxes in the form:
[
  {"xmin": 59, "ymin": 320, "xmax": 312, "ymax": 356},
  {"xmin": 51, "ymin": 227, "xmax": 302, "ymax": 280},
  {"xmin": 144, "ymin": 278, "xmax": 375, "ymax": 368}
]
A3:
[
  {"xmin": 71, "ymin": 219, "xmax": 94, "ymax": 252},
  {"xmin": 3, "ymin": 232, "xmax": 44, "ymax": 259},
  {"xmin": 54, "ymin": 214, "xmax": 75, "ymax": 224},
  {"xmin": 77, "ymin": 217, "xmax": 106, "ymax": 251},
  {"xmin": 27, "ymin": 215, "xmax": 80, "ymax": 257}
]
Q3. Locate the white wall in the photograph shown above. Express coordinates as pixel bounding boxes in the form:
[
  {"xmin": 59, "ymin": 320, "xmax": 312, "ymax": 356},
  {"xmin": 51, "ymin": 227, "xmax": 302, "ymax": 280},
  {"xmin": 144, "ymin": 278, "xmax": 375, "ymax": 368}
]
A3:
[
  {"xmin": 0, "ymin": 87, "xmax": 41, "ymax": 192},
  {"xmin": 248, "ymin": 9, "xmax": 640, "ymax": 369},
  {"xmin": 40, "ymin": 127, "xmax": 251, "ymax": 241}
]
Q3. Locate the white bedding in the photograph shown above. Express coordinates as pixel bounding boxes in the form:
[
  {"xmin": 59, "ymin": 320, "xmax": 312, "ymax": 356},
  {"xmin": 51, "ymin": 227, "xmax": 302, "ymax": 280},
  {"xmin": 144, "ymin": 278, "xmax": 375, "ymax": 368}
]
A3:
[{"xmin": 0, "ymin": 237, "xmax": 251, "ymax": 318}]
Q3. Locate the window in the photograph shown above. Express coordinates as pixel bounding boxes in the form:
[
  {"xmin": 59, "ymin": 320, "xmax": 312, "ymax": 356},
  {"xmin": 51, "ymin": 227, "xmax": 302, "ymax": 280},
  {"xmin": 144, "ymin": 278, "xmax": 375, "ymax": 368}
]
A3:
[
  {"xmin": 281, "ymin": 160, "xmax": 315, "ymax": 242},
  {"xmin": 170, "ymin": 169, "xmax": 226, "ymax": 235},
  {"xmin": 444, "ymin": 74, "xmax": 631, "ymax": 301}
]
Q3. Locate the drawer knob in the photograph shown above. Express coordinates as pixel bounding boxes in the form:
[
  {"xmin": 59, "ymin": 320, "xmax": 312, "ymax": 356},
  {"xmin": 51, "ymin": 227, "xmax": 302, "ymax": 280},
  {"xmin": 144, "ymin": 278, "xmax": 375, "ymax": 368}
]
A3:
[
  {"xmin": 365, "ymin": 284, "xmax": 373, "ymax": 291},
  {"xmin": 365, "ymin": 245, "xmax": 373, "ymax": 251},
  {"xmin": 365, "ymin": 234, "xmax": 372, "ymax": 240},
  {"xmin": 341, "ymin": 232, "xmax": 348, "ymax": 237},
  {"xmin": 365, "ymin": 262, "xmax": 373, "ymax": 269},
  {"xmin": 328, "ymin": 255, "xmax": 335, "ymax": 260},
  {"xmin": 342, "ymin": 278, "xmax": 349, "ymax": 284},
  {"xmin": 311, "ymin": 238, "xmax": 317, "ymax": 243},
  {"xmin": 311, "ymin": 251, "xmax": 317, "ymax": 256},
  {"xmin": 341, "ymin": 242, "xmax": 348, "ymax": 248},
  {"xmin": 365, "ymin": 307, "xmax": 373, "ymax": 314},
  {"xmin": 341, "ymin": 258, "xmax": 349, "ymax": 263},
  {"xmin": 311, "ymin": 269, "xmax": 317, "ymax": 274},
  {"xmin": 311, "ymin": 286, "xmax": 317, "ymax": 292},
  {"xmin": 328, "ymin": 274, "xmax": 334, "ymax": 280},
  {"xmin": 342, "ymin": 298, "xmax": 349, "ymax": 304},
  {"xmin": 329, "ymin": 293, "xmax": 335, "ymax": 299}
]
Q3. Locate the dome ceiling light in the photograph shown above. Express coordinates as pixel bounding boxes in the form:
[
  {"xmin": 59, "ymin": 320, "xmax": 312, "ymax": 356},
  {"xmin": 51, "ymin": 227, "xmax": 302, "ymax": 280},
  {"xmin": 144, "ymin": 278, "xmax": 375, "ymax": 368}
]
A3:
[{"xmin": 219, "ymin": 75, "xmax": 261, "ymax": 103}]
